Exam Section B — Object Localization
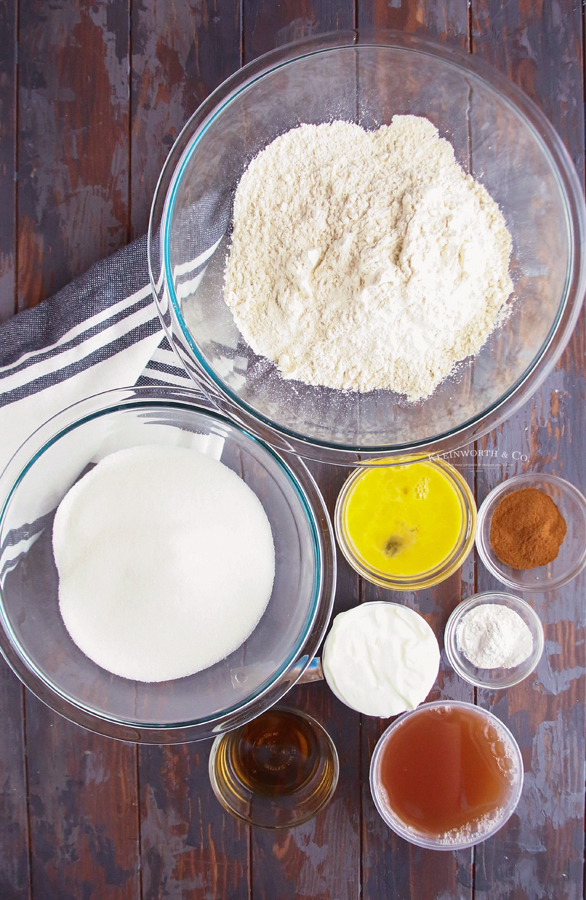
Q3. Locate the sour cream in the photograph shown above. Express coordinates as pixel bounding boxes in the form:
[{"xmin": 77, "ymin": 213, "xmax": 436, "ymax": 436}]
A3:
[{"xmin": 322, "ymin": 602, "xmax": 440, "ymax": 717}]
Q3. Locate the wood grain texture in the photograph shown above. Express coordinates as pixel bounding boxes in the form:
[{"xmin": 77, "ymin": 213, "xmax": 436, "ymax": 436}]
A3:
[
  {"xmin": 26, "ymin": 694, "xmax": 140, "ymax": 900},
  {"xmin": 139, "ymin": 743, "xmax": 249, "ymax": 900},
  {"xmin": 130, "ymin": 0, "xmax": 241, "ymax": 239},
  {"xmin": 358, "ymin": 0, "xmax": 469, "ymax": 49},
  {"xmin": 0, "ymin": 660, "xmax": 30, "ymax": 900},
  {"xmin": 243, "ymin": 0, "xmax": 355, "ymax": 62},
  {"xmin": 361, "ymin": 519, "xmax": 476, "ymax": 900},
  {"xmin": 0, "ymin": 1, "xmax": 585, "ymax": 898},
  {"xmin": 0, "ymin": 0, "xmax": 16, "ymax": 322},
  {"xmin": 356, "ymin": 3, "xmax": 474, "ymax": 897},
  {"xmin": 250, "ymin": 463, "xmax": 361, "ymax": 900},
  {"xmin": 0, "ymin": 4, "xmax": 27, "ymax": 894},
  {"xmin": 472, "ymin": 2, "xmax": 586, "ymax": 898},
  {"xmin": 471, "ymin": 0, "xmax": 584, "ymax": 170},
  {"xmin": 17, "ymin": 0, "xmax": 130, "ymax": 310}
]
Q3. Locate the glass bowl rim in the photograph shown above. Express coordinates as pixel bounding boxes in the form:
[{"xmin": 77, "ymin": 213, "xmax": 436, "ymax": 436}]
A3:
[
  {"xmin": 333, "ymin": 458, "xmax": 476, "ymax": 589},
  {"xmin": 444, "ymin": 590, "xmax": 545, "ymax": 689},
  {"xmin": 208, "ymin": 703, "xmax": 340, "ymax": 829},
  {"xmin": 369, "ymin": 698, "xmax": 524, "ymax": 850},
  {"xmin": 0, "ymin": 386, "xmax": 336, "ymax": 744},
  {"xmin": 149, "ymin": 29, "xmax": 586, "ymax": 463},
  {"xmin": 322, "ymin": 599, "xmax": 440, "ymax": 714},
  {"xmin": 475, "ymin": 472, "xmax": 586, "ymax": 591}
]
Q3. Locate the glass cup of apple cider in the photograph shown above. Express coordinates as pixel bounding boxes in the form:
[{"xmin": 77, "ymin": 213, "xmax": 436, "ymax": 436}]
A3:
[{"xmin": 369, "ymin": 700, "xmax": 523, "ymax": 850}]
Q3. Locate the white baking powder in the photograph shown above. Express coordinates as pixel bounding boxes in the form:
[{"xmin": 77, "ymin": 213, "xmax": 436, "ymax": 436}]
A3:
[
  {"xmin": 456, "ymin": 604, "xmax": 533, "ymax": 669},
  {"xmin": 224, "ymin": 116, "xmax": 513, "ymax": 401}
]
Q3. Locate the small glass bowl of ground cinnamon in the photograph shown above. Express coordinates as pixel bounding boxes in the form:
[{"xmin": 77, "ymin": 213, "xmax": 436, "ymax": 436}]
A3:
[{"xmin": 476, "ymin": 473, "xmax": 586, "ymax": 592}]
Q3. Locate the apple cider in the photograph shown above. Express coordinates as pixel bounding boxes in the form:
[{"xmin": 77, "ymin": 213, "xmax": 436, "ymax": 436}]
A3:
[{"xmin": 372, "ymin": 703, "xmax": 522, "ymax": 846}]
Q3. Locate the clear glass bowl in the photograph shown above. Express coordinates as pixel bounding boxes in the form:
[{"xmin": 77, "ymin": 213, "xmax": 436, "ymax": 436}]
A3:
[
  {"xmin": 322, "ymin": 601, "xmax": 440, "ymax": 715},
  {"xmin": 444, "ymin": 591, "xmax": 545, "ymax": 689},
  {"xmin": 369, "ymin": 700, "xmax": 524, "ymax": 850},
  {"xmin": 208, "ymin": 705, "xmax": 339, "ymax": 828},
  {"xmin": 476, "ymin": 473, "xmax": 586, "ymax": 591},
  {"xmin": 334, "ymin": 459, "xmax": 476, "ymax": 590},
  {"xmin": 148, "ymin": 31, "xmax": 586, "ymax": 466},
  {"xmin": 0, "ymin": 387, "xmax": 336, "ymax": 743}
]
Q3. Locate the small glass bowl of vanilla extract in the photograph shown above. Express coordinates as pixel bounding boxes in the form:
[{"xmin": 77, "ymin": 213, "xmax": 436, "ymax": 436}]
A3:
[{"xmin": 209, "ymin": 706, "xmax": 339, "ymax": 828}]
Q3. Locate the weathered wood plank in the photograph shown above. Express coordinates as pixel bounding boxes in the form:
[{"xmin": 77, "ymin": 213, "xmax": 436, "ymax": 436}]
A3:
[
  {"xmin": 17, "ymin": 0, "xmax": 130, "ymax": 310},
  {"xmin": 15, "ymin": 8, "xmax": 140, "ymax": 895},
  {"xmin": 2, "ymin": 3, "xmax": 584, "ymax": 900},
  {"xmin": 472, "ymin": 2, "xmax": 586, "ymax": 898},
  {"xmin": 471, "ymin": 0, "xmax": 584, "ymax": 171},
  {"xmin": 356, "ymin": 3, "xmax": 473, "ymax": 897},
  {"xmin": 130, "ymin": 0, "xmax": 242, "ymax": 239},
  {"xmin": 0, "ymin": 0, "xmax": 15, "ymax": 322},
  {"xmin": 360, "ymin": 489, "xmax": 476, "ymax": 900},
  {"xmin": 239, "ymin": 7, "xmax": 360, "ymax": 897},
  {"xmin": 130, "ymin": 5, "xmax": 249, "ymax": 898},
  {"xmin": 0, "ymin": 660, "xmax": 30, "ymax": 900},
  {"xmin": 251, "ymin": 462, "xmax": 361, "ymax": 900},
  {"xmin": 139, "ymin": 742, "xmax": 250, "ymax": 900},
  {"xmin": 26, "ymin": 694, "xmax": 140, "ymax": 900},
  {"xmin": 0, "ymin": 3, "xmax": 28, "ymax": 895},
  {"xmin": 358, "ymin": 0, "xmax": 468, "ymax": 49},
  {"xmin": 243, "ymin": 0, "xmax": 355, "ymax": 62}
]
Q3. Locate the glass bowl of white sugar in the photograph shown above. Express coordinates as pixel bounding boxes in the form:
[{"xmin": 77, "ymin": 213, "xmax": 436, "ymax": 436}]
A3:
[
  {"xmin": 444, "ymin": 591, "xmax": 544, "ymax": 689},
  {"xmin": 148, "ymin": 31, "xmax": 586, "ymax": 466},
  {"xmin": 0, "ymin": 386, "xmax": 335, "ymax": 743}
]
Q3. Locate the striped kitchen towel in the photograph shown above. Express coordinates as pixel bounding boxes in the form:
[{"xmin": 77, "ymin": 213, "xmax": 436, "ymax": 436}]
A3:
[{"xmin": 0, "ymin": 236, "xmax": 194, "ymax": 475}]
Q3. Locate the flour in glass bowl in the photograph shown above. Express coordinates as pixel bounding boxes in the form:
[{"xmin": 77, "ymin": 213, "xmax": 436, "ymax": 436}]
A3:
[{"xmin": 224, "ymin": 116, "xmax": 513, "ymax": 401}]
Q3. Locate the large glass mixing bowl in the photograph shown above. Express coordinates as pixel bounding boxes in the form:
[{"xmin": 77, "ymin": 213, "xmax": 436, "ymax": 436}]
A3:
[
  {"xmin": 149, "ymin": 32, "xmax": 586, "ymax": 466},
  {"xmin": 0, "ymin": 387, "xmax": 336, "ymax": 743}
]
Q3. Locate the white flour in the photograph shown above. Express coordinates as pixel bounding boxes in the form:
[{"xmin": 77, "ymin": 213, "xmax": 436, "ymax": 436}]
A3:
[
  {"xmin": 456, "ymin": 604, "xmax": 533, "ymax": 669},
  {"xmin": 224, "ymin": 117, "xmax": 513, "ymax": 400}
]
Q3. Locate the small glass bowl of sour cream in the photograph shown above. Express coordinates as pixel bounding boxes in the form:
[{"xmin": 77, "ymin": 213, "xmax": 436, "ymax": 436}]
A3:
[{"xmin": 444, "ymin": 592, "xmax": 545, "ymax": 689}]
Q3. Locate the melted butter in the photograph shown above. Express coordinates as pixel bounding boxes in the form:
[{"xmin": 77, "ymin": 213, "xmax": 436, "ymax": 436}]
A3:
[{"xmin": 345, "ymin": 462, "xmax": 463, "ymax": 577}]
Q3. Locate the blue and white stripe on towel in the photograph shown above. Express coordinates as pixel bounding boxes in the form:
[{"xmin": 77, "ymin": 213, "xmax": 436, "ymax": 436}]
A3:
[
  {"xmin": 0, "ymin": 236, "xmax": 163, "ymax": 410},
  {"xmin": 0, "ymin": 237, "xmax": 169, "ymax": 475},
  {"xmin": 136, "ymin": 337, "xmax": 193, "ymax": 390}
]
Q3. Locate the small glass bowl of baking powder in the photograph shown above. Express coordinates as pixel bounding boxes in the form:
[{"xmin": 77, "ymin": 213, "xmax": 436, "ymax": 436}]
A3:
[
  {"xmin": 476, "ymin": 473, "xmax": 586, "ymax": 592},
  {"xmin": 444, "ymin": 592, "xmax": 544, "ymax": 689}
]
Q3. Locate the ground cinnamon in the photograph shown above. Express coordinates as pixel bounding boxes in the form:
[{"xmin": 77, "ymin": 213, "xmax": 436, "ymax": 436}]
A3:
[{"xmin": 489, "ymin": 488, "xmax": 567, "ymax": 569}]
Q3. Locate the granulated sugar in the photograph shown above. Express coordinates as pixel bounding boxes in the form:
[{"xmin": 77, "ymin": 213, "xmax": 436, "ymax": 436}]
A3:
[
  {"xmin": 53, "ymin": 445, "xmax": 275, "ymax": 682},
  {"xmin": 224, "ymin": 116, "xmax": 513, "ymax": 401}
]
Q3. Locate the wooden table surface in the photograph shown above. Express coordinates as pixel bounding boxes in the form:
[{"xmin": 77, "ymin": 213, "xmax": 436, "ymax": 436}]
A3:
[{"xmin": 0, "ymin": 1, "xmax": 585, "ymax": 898}]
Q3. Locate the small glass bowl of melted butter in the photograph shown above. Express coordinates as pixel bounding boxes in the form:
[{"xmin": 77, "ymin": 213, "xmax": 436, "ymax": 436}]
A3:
[{"xmin": 334, "ymin": 457, "xmax": 477, "ymax": 590}]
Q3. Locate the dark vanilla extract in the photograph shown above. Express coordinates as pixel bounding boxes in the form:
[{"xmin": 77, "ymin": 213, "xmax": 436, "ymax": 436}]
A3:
[{"xmin": 228, "ymin": 709, "xmax": 323, "ymax": 796}]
